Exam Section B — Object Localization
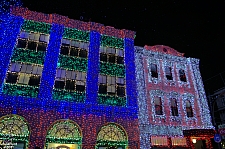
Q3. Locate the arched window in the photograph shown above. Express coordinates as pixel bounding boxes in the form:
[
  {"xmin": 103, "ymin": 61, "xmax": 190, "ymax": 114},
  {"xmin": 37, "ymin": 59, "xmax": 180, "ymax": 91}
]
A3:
[
  {"xmin": 186, "ymin": 100, "xmax": 193, "ymax": 117},
  {"xmin": 155, "ymin": 97, "xmax": 163, "ymax": 115},
  {"xmin": 45, "ymin": 120, "xmax": 82, "ymax": 149},
  {"xmin": 171, "ymin": 98, "xmax": 179, "ymax": 116},
  {"xmin": 0, "ymin": 115, "xmax": 30, "ymax": 149},
  {"xmin": 96, "ymin": 123, "xmax": 128, "ymax": 149}
]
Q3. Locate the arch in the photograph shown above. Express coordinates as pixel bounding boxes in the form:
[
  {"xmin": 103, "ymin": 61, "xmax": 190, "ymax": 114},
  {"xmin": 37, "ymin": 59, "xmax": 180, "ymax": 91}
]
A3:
[
  {"xmin": 45, "ymin": 119, "xmax": 82, "ymax": 149},
  {"xmin": 96, "ymin": 122, "xmax": 128, "ymax": 149},
  {"xmin": 0, "ymin": 114, "xmax": 30, "ymax": 148}
]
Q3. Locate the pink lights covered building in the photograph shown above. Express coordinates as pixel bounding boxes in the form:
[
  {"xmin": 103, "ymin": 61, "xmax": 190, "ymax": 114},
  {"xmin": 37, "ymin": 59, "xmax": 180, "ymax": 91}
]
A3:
[{"xmin": 135, "ymin": 45, "xmax": 215, "ymax": 149}]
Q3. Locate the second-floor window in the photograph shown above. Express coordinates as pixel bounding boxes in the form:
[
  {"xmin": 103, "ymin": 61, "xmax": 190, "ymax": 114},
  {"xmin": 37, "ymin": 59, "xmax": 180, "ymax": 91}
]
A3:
[
  {"xmin": 17, "ymin": 31, "xmax": 49, "ymax": 52},
  {"xmin": 60, "ymin": 38, "xmax": 89, "ymax": 58},
  {"xmin": 155, "ymin": 97, "xmax": 163, "ymax": 115},
  {"xmin": 150, "ymin": 64, "xmax": 158, "ymax": 78},
  {"xmin": 98, "ymin": 75, "xmax": 125, "ymax": 97},
  {"xmin": 165, "ymin": 66, "xmax": 173, "ymax": 80},
  {"xmin": 100, "ymin": 46, "xmax": 124, "ymax": 64},
  {"xmin": 179, "ymin": 69, "xmax": 187, "ymax": 82},
  {"xmin": 185, "ymin": 100, "xmax": 193, "ymax": 117},
  {"xmin": 171, "ymin": 98, "xmax": 179, "ymax": 116},
  {"xmin": 6, "ymin": 62, "xmax": 43, "ymax": 86},
  {"xmin": 54, "ymin": 69, "xmax": 86, "ymax": 92}
]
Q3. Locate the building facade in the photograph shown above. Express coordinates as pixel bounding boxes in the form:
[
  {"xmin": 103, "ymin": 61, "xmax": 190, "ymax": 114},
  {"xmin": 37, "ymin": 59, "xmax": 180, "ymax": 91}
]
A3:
[
  {"xmin": 0, "ymin": 7, "xmax": 139, "ymax": 149},
  {"xmin": 208, "ymin": 87, "xmax": 225, "ymax": 148},
  {"xmin": 135, "ymin": 45, "xmax": 215, "ymax": 149}
]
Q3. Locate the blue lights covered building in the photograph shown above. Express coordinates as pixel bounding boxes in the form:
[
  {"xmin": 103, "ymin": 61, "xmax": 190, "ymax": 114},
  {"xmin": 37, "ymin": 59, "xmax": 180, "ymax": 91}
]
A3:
[{"xmin": 0, "ymin": 6, "xmax": 140, "ymax": 149}]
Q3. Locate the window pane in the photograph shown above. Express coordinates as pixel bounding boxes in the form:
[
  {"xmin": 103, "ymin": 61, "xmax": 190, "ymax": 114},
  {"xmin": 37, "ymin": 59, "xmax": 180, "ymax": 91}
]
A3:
[
  {"xmin": 107, "ymin": 85, "xmax": 115, "ymax": 93},
  {"xmin": 155, "ymin": 97, "xmax": 161, "ymax": 105},
  {"xmin": 76, "ymin": 72, "xmax": 82, "ymax": 80},
  {"xmin": 28, "ymin": 75, "xmax": 40, "ymax": 86},
  {"xmin": 25, "ymin": 64, "xmax": 32, "ymax": 73},
  {"xmin": 18, "ymin": 73, "xmax": 25, "ymax": 84},
  {"xmin": 186, "ymin": 101, "xmax": 191, "ymax": 107},
  {"xmin": 79, "ymin": 49, "xmax": 87, "ymax": 58},
  {"xmin": 76, "ymin": 84, "xmax": 85, "ymax": 92},
  {"xmin": 117, "ymin": 56, "xmax": 124, "ymax": 64},
  {"xmin": 34, "ymin": 33, "xmax": 40, "ymax": 41},
  {"xmin": 6, "ymin": 73, "xmax": 18, "ymax": 83},
  {"xmin": 71, "ymin": 71, "xmax": 76, "ymax": 80},
  {"xmin": 117, "ymin": 77, "xmax": 124, "ymax": 84},
  {"xmin": 17, "ymin": 39, "xmax": 27, "ymax": 49},
  {"xmin": 76, "ymin": 81, "xmax": 85, "ymax": 85},
  {"xmin": 100, "ymin": 53, "xmax": 107, "ymax": 62},
  {"xmin": 117, "ymin": 86, "xmax": 125, "ymax": 96},
  {"xmin": 71, "ymin": 40, "xmax": 76, "ymax": 47},
  {"xmin": 65, "ymin": 80, "xmax": 75, "ymax": 90},
  {"xmin": 60, "ymin": 46, "xmax": 69, "ymax": 55},
  {"xmin": 32, "ymin": 66, "xmax": 38, "ymax": 74},
  {"xmin": 61, "ymin": 69, "xmax": 66, "ymax": 78},
  {"xmin": 81, "ymin": 72, "xmax": 86, "ymax": 81},
  {"xmin": 75, "ymin": 41, "xmax": 80, "ymax": 47},
  {"xmin": 10, "ymin": 63, "xmax": 21, "ymax": 72},
  {"xmin": 83, "ymin": 42, "xmax": 89, "ymax": 50},
  {"xmin": 80, "ymin": 42, "xmax": 84, "ymax": 49},
  {"xmin": 20, "ymin": 31, "xmax": 29, "ymax": 39},
  {"xmin": 171, "ymin": 98, "xmax": 177, "ymax": 107},
  {"xmin": 99, "ymin": 75, "xmax": 106, "ymax": 84},
  {"xmin": 108, "ymin": 54, "xmax": 115, "ymax": 63},
  {"xmin": 20, "ymin": 64, "xmax": 27, "ymax": 73},
  {"xmin": 99, "ymin": 84, "xmax": 107, "ymax": 94},
  {"xmin": 29, "ymin": 33, "xmax": 35, "ymax": 40},
  {"xmin": 62, "ymin": 38, "xmax": 70, "ymax": 45},
  {"xmin": 39, "ymin": 34, "xmax": 49, "ymax": 43},
  {"xmin": 54, "ymin": 80, "xmax": 65, "ymax": 89},
  {"xmin": 70, "ymin": 47, "xmax": 79, "ymax": 56},
  {"xmin": 27, "ymin": 41, "xmax": 37, "ymax": 50},
  {"xmin": 37, "ymin": 43, "xmax": 47, "ymax": 51},
  {"xmin": 66, "ymin": 70, "xmax": 72, "ymax": 79},
  {"xmin": 37, "ymin": 67, "xmax": 43, "ymax": 75}
]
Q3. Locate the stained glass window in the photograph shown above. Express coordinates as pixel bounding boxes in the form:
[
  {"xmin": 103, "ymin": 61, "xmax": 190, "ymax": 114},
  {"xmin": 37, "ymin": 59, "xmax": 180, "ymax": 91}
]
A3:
[
  {"xmin": 97, "ymin": 123, "xmax": 127, "ymax": 142},
  {"xmin": 47, "ymin": 120, "xmax": 81, "ymax": 139},
  {"xmin": 0, "ymin": 115, "xmax": 29, "ymax": 137}
]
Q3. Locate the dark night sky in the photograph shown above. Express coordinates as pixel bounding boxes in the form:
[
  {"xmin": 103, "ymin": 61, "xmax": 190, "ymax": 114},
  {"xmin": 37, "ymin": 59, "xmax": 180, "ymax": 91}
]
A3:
[{"xmin": 22, "ymin": 0, "xmax": 225, "ymax": 93}]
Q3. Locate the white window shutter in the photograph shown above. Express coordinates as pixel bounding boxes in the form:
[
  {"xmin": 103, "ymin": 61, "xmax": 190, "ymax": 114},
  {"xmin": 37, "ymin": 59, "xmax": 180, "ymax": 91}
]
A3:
[
  {"xmin": 29, "ymin": 33, "xmax": 35, "ymax": 40},
  {"xmin": 25, "ymin": 64, "xmax": 32, "ymax": 73},
  {"xmin": 23, "ymin": 74, "xmax": 30, "ymax": 84},
  {"xmin": 71, "ymin": 71, "xmax": 76, "ymax": 80},
  {"xmin": 32, "ymin": 66, "xmax": 38, "ymax": 74},
  {"xmin": 66, "ymin": 70, "xmax": 72, "ymax": 79},
  {"xmin": 37, "ymin": 67, "xmax": 43, "ymax": 75},
  {"xmin": 60, "ymin": 69, "xmax": 66, "ymax": 78},
  {"xmin": 20, "ymin": 64, "xmax": 27, "ymax": 73},
  {"xmin": 76, "ymin": 72, "xmax": 82, "ymax": 80},
  {"xmin": 34, "ymin": 33, "xmax": 40, "ymax": 41}
]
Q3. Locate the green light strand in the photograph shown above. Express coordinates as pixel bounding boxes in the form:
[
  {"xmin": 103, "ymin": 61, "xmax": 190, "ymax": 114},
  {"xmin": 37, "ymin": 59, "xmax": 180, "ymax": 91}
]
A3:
[
  {"xmin": 3, "ymin": 83, "xmax": 39, "ymax": 98},
  {"xmin": 57, "ymin": 55, "xmax": 88, "ymax": 72},
  {"xmin": 11, "ymin": 48, "xmax": 45, "ymax": 65},
  {"xmin": 63, "ymin": 27, "xmax": 90, "ymax": 42},
  {"xmin": 97, "ymin": 94, "xmax": 126, "ymax": 106},
  {"xmin": 21, "ymin": 20, "xmax": 51, "ymax": 34},
  {"xmin": 100, "ymin": 62, "xmax": 125, "ymax": 77},
  {"xmin": 96, "ymin": 140, "xmax": 128, "ymax": 147},
  {"xmin": 100, "ymin": 35, "xmax": 124, "ymax": 49},
  {"xmin": 53, "ymin": 89, "xmax": 85, "ymax": 103}
]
